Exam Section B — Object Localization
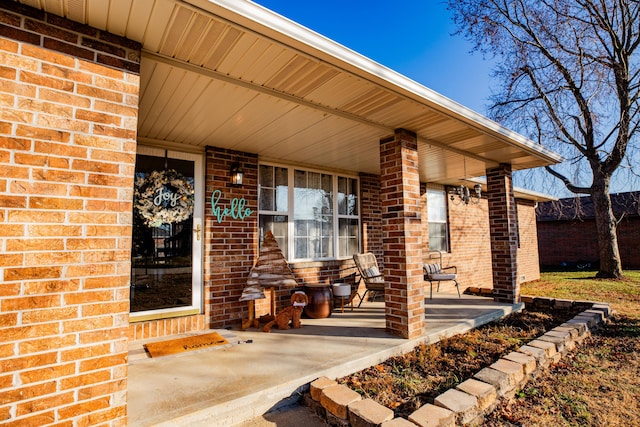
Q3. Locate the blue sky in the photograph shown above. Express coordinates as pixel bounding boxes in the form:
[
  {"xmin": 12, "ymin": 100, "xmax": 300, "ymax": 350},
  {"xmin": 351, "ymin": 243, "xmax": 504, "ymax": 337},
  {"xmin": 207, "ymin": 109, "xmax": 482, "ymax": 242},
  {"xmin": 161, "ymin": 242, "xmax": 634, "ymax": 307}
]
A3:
[
  {"xmin": 251, "ymin": 0, "xmax": 494, "ymax": 114},
  {"xmin": 249, "ymin": 1, "xmax": 638, "ymax": 196}
]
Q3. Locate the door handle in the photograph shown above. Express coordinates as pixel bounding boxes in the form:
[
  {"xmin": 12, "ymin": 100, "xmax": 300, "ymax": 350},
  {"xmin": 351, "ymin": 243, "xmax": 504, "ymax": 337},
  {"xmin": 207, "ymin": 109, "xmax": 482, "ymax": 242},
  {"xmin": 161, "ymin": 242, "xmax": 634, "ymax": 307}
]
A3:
[{"xmin": 194, "ymin": 224, "xmax": 201, "ymax": 241}]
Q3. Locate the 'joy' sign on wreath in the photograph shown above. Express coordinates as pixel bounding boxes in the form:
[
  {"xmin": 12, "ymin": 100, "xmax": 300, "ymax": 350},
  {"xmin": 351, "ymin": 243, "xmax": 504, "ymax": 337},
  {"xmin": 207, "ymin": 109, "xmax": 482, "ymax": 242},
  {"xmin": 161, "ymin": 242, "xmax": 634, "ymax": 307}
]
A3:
[{"xmin": 134, "ymin": 169, "xmax": 195, "ymax": 227}]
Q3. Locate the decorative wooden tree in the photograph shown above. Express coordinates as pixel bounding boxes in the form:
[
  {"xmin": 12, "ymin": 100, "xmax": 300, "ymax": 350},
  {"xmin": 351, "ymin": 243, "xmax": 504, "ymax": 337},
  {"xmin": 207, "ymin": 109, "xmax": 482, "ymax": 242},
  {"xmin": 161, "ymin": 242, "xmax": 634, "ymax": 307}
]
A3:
[{"xmin": 240, "ymin": 231, "xmax": 298, "ymax": 329}]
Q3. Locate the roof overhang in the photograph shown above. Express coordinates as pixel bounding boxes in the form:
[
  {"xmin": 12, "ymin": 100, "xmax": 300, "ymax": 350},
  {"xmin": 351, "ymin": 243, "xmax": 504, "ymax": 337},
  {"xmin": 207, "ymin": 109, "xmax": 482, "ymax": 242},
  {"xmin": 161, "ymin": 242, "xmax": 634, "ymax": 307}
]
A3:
[{"xmin": 16, "ymin": 0, "xmax": 563, "ymax": 185}]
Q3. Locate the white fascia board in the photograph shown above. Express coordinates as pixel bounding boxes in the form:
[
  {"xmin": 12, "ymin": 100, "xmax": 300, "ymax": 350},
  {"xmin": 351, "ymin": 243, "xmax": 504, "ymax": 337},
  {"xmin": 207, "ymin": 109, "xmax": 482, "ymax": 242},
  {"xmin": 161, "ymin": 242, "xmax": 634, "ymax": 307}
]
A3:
[
  {"xmin": 183, "ymin": 0, "xmax": 563, "ymax": 165},
  {"xmin": 510, "ymin": 185, "xmax": 559, "ymax": 202},
  {"xmin": 513, "ymin": 187, "xmax": 558, "ymax": 202}
]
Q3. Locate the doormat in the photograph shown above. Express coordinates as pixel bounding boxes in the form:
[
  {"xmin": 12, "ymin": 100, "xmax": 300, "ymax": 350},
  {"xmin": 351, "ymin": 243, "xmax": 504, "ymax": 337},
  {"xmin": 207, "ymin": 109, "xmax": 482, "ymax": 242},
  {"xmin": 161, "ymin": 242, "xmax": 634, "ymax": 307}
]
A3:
[{"xmin": 144, "ymin": 332, "xmax": 230, "ymax": 358}]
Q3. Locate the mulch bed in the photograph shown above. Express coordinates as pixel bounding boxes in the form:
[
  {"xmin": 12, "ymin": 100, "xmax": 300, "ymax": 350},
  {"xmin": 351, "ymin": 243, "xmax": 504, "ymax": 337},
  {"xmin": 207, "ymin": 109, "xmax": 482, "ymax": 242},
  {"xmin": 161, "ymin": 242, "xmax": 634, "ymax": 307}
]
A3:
[
  {"xmin": 483, "ymin": 314, "xmax": 640, "ymax": 426},
  {"xmin": 338, "ymin": 308, "xmax": 581, "ymax": 419}
]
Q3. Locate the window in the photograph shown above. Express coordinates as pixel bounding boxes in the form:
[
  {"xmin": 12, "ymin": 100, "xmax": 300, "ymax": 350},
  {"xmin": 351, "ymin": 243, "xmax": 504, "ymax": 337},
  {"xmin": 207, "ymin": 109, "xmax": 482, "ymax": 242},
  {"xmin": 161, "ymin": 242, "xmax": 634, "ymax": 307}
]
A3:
[
  {"xmin": 337, "ymin": 176, "xmax": 360, "ymax": 257},
  {"xmin": 258, "ymin": 165, "xmax": 289, "ymax": 256},
  {"xmin": 427, "ymin": 188, "xmax": 449, "ymax": 252},
  {"xmin": 259, "ymin": 164, "xmax": 360, "ymax": 261},
  {"xmin": 515, "ymin": 202, "xmax": 521, "ymax": 248}
]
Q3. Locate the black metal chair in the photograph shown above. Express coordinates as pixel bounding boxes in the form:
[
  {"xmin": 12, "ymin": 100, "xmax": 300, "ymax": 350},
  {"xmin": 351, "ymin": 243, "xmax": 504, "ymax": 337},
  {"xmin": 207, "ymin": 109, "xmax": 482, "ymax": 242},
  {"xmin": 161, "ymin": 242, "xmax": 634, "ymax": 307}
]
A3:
[{"xmin": 423, "ymin": 251, "xmax": 460, "ymax": 299}]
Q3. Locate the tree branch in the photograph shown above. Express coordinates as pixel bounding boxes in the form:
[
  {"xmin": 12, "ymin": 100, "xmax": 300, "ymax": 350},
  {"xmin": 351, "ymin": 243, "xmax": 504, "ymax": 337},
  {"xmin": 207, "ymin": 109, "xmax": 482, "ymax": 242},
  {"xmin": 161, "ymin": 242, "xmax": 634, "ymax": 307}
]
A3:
[{"xmin": 544, "ymin": 166, "xmax": 591, "ymax": 194}]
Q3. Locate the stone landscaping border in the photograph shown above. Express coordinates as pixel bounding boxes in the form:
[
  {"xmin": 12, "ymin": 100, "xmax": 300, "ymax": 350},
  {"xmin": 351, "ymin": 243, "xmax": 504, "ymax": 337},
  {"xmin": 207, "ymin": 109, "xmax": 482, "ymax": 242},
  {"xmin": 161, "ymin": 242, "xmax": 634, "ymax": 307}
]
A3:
[{"xmin": 304, "ymin": 296, "xmax": 612, "ymax": 427}]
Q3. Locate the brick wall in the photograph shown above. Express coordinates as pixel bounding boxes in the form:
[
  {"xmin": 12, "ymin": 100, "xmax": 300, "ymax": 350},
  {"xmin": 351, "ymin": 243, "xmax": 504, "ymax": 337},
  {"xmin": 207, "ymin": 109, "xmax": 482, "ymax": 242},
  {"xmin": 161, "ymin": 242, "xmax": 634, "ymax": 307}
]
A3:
[
  {"xmin": 0, "ymin": 3, "xmax": 140, "ymax": 426},
  {"xmin": 422, "ymin": 189, "xmax": 539, "ymax": 293},
  {"xmin": 359, "ymin": 172, "xmax": 384, "ymax": 260},
  {"xmin": 516, "ymin": 199, "xmax": 541, "ymax": 282},
  {"xmin": 444, "ymin": 195, "xmax": 493, "ymax": 290},
  {"xmin": 537, "ymin": 217, "xmax": 640, "ymax": 269},
  {"xmin": 290, "ymin": 260, "xmax": 358, "ymax": 286},
  {"xmin": 355, "ymin": 172, "xmax": 384, "ymax": 296},
  {"xmin": 205, "ymin": 147, "xmax": 262, "ymax": 328},
  {"xmin": 128, "ymin": 315, "xmax": 207, "ymax": 341}
]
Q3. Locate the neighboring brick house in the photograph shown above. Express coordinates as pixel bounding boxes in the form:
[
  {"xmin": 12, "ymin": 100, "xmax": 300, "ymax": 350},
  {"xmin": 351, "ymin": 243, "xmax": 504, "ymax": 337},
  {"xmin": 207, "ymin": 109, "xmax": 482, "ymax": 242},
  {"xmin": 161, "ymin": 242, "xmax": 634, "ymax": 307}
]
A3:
[
  {"xmin": 537, "ymin": 192, "xmax": 640, "ymax": 269},
  {"xmin": 0, "ymin": 1, "xmax": 561, "ymax": 426}
]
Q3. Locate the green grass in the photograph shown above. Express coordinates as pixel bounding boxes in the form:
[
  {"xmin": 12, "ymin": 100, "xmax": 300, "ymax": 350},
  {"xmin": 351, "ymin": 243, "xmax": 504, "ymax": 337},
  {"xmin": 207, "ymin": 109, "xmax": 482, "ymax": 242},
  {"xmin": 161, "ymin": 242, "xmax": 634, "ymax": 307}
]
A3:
[
  {"xmin": 522, "ymin": 270, "xmax": 640, "ymax": 319},
  {"xmin": 489, "ymin": 271, "xmax": 640, "ymax": 427}
]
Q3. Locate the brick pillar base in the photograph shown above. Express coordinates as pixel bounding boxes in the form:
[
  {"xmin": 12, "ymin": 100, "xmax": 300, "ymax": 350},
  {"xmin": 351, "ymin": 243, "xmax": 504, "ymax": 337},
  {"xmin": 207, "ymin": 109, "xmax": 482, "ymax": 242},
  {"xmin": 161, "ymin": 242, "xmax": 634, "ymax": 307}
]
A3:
[
  {"xmin": 379, "ymin": 129, "xmax": 424, "ymax": 339},
  {"xmin": 486, "ymin": 164, "xmax": 520, "ymax": 303}
]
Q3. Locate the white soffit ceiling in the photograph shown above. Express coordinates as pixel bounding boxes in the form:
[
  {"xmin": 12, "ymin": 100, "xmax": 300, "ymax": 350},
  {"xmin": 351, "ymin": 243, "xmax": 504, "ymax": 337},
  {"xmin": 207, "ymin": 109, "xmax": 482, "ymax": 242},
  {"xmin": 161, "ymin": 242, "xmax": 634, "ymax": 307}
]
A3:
[{"xmin": 15, "ymin": 0, "xmax": 563, "ymax": 184}]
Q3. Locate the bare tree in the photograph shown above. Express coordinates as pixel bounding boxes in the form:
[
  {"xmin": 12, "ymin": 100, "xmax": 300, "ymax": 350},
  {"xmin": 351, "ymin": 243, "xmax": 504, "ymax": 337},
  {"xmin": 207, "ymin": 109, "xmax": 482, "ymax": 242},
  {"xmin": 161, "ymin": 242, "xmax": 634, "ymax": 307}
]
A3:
[{"xmin": 448, "ymin": 0, "xmax": 640, "ymax": 278}]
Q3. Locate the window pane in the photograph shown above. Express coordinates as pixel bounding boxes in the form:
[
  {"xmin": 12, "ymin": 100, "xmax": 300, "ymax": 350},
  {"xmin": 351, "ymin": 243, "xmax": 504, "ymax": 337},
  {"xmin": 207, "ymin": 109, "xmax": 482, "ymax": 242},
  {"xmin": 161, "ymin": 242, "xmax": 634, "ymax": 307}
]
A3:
[
  {"xmin": 338, "ymin": 218, "xmax": 359, "ymax": 257},
  {"xmin": 322, "ymin": 173, "xmax": 332, "ymax": 192},
  {"xmin": 259, "ymin": 165, "xmax": 273, "ymax": 211},
  {"xmin": 294, "ymin": 236, "xmax": 308, "ymax": 259},
  {"xmin": 293, "ymin": 217, "xmax": 334, "ymax": 259},
  {"xmin": 259, "ymin": 165, "xmax": 273, "ymax": 186},
  {"xmin": 294, "ymin": 219, "xmax": 307, "ymax": 235},
  {"xmin": 348, "ymin": 179, "xmax": 358, "ymax": 215},
  {"xmin": 260, "ymin": 215, "xmax": 288, "ymax": 257},
  {"xmin": 427, "ymin": 189, "xmax": 449, "ymax": 252},
  {"xmin": 275, "ymin": 167, "xmax": 288, "ymax": 186},
  {"xmin": 338, "ymin": 177, "xmax": 358, "ymax": 215},
  {"xmin": 428, "ymin": 223, "xmax": 447, "ymax": 252},
  {"xmin": 321, "ymin": 218, "xmax": 334, "ymax": 257},
  {"xmin": 259, "ymin": 188, "xmax": 274, "ymax": 211},
  {"xmin": 293, "ymin": 170, "xmax": 333, "ymax": 259},
  {"xmin": 338, "ymin": 177, "xmax": 346, "ymax": 214},
  {"xmin": 295, "ymin": 169, "xmax": 306, "ymax": 187},
  {"xmin": 293, "ymin": 171, "xmax": 332, "ymax": 219},
  {"xmin": 427, "ymin": 189, "xmax": 447, "ymax": 222},
  {"xmin": 259, "ymin": 165, "xmax": 288, "ymax": 212},
  {"xmin": 275, "ymin": 167, "xmax": 288, "ymax": 211}
]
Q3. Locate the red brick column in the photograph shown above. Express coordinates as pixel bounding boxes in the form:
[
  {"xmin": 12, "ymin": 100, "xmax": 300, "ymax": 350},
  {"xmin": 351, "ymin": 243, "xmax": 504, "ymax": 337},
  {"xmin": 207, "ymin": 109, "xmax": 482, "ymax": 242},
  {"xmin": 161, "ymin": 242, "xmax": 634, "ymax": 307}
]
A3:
[
  {"xmin": 486, "ymin": 164, "xmax": 520, "ymax": 303},
  {"xmin": 0, "ymin": 3, "xmax": 140, "ymax": 426},
  {"xmin": 379, "ymin": 129, "xmax": 424, "ymax": 339}
]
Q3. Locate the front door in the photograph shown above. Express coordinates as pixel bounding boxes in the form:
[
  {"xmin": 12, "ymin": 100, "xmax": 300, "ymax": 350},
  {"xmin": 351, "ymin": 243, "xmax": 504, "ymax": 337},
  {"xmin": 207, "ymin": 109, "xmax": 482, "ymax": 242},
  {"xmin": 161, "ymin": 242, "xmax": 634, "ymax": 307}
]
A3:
[{"xmin": 130, "ymin": 147, "xmax": 203, "ymax": 319}]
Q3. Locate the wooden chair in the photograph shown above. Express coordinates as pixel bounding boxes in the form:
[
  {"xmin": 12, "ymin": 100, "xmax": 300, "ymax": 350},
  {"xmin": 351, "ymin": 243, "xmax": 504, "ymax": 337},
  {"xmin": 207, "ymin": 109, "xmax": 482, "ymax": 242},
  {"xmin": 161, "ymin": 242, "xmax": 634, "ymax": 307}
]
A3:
[
  {"xmin": 423, "ymin": 251, "xmax": 460, "ymax": 299},
  {"xmin": 353, "ymin": 252, "xmax": 386, "ymax": 307}
]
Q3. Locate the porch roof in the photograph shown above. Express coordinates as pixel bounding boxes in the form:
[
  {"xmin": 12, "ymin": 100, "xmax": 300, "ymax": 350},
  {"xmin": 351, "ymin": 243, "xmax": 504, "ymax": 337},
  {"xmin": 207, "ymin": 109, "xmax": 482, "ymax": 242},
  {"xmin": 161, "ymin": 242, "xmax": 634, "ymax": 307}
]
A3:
[{"xmin": 20, "ymin": 0, "xmax": 563, "ymax": 184}]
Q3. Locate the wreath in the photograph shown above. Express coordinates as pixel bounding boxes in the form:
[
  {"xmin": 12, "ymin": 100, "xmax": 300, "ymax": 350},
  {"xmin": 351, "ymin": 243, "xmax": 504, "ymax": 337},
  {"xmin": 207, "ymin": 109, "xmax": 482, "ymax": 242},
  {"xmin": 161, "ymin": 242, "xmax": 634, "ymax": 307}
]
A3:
[{"xmin": 134, "ymin": 169, "xmax": 195, "ymax": 228}]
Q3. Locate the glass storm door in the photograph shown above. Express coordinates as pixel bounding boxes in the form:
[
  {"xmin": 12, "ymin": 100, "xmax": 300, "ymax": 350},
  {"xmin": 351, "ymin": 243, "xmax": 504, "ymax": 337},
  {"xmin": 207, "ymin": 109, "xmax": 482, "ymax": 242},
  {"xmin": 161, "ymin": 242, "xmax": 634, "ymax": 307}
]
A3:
[{"xmin": 130, "ymin": 148, "xmax": 203, "ymax": 318}]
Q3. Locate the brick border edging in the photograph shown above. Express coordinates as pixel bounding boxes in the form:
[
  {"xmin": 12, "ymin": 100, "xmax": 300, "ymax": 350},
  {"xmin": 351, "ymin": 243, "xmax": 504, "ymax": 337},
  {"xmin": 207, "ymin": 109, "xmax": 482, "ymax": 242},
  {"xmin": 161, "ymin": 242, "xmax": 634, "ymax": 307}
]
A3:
[{"xmin": 304, "ymin": 297, "xmax": 611, "ymax": 427}]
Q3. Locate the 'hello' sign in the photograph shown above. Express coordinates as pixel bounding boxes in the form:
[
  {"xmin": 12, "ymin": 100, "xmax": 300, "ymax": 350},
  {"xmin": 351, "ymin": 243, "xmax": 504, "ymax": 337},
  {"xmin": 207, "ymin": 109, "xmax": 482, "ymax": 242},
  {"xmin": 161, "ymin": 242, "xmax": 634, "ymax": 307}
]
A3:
[{"xmin": 210, "ymin": 189, "xmax": 254, "ymax": 223}]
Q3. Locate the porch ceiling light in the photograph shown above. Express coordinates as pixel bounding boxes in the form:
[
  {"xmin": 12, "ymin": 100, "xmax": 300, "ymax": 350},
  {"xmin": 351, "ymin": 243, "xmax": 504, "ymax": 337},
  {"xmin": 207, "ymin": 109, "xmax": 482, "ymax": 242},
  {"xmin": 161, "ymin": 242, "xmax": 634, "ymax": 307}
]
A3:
[
  {"xmin": 230, "ymin": 162, "xmax": 244, "ymax": 186},
  {"xmin": 449, "ymin": 184, "xmax": 482, "ymax": 205}
]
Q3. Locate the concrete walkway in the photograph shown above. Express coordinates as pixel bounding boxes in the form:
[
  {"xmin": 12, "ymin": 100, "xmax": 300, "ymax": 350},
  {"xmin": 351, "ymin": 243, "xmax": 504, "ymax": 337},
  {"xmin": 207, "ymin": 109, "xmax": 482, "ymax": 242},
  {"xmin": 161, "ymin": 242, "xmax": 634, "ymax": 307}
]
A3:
[
  {"xmin": 234, "ymin": 404, "xmax": 328, "ymax": 427},
  {"xmin": 127, "ymin": 293, "xmax": 522, "ymax": 426}
]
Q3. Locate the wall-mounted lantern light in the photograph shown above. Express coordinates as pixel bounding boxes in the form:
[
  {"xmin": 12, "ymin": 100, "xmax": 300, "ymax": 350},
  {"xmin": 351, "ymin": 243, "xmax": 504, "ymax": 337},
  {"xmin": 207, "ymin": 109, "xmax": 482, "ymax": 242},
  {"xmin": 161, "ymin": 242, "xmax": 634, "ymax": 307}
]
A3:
[
  {"xmin": 448, "ymin": 184, "xmax": 482, "ymax": 205},
  {"xmin": 230, "ymin": 162, "xmax": 244, "ymax": 186}
]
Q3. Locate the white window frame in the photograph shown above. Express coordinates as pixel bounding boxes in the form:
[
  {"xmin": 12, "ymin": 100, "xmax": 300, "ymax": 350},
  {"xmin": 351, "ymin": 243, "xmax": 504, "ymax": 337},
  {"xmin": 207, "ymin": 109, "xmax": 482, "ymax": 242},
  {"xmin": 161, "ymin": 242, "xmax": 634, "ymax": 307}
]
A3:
[
  {"xmin": 427, "ymin": 187, "xmax": 450, "ymax": 252},
  {"xmin": 336, "ymin": 175, "xmax": 360, "ymax": 260},
  {"xmin": 258, "ymin": 162, "xmax": 360, "ymax": 262}
]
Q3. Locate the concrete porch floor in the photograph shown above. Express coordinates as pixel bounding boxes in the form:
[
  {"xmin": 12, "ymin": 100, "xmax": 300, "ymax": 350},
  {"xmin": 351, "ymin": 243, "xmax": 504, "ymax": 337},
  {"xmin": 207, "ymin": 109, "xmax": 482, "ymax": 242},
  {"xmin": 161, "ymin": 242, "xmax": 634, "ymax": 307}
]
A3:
[{"xmin": 127, "ymin": 292, "xmax": 523, "ymax": 427}]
